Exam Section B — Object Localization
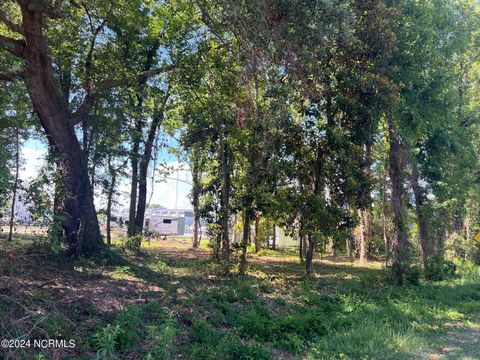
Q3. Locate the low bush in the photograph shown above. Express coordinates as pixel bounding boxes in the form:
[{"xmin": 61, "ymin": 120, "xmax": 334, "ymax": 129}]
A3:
[
  {"xmin": 425, "ymin": 255, "xmax": 456, "ymax": 281},
  {"xmin": 120, "ymin": 235, "xmax": 143, "ymax": 253}
]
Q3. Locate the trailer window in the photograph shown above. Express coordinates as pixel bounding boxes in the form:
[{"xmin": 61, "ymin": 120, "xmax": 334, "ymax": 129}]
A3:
[{"xmin": 163, "ymin": 219, "xmax": 172, "ymax": 224}]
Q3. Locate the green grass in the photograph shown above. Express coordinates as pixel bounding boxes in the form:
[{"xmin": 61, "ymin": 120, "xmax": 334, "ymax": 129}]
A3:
[{"xmin": 1, "ymin": 239, "xmax": 480, "ymax": 359}]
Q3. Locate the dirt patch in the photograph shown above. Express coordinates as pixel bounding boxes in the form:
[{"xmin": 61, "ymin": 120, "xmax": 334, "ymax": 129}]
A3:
[
  {"xmin": 421, "ymin": 322, "xmax": 480, "ymax": 360},
  {"xmin": 141, "ymin": 238, "xmax": 209, "ymax": 258}
]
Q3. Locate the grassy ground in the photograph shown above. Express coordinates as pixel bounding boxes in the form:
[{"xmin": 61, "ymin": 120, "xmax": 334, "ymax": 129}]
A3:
[{"xmin": 1, "ymin": 238, "xmax": 480, "ymax": 359}]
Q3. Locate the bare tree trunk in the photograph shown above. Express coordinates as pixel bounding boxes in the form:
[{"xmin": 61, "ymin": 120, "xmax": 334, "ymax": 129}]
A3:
[
  {"xmin": 388, "ymin": 118, "xmax": 410, "ymax": 284},
  {"xmin": 305, "ymin": 235, "xmax": 314, "ymax": 276},
  {"xmin": 128, "ymin": 133, "xmax": 140, "ymax": 236},
  {"xmin": 382, "ymin": 164, "xmax": 389, "ymax": 262},
  {"xmin": 191, "ymin": 146, "xmax": 202, "ymax": 248},
  {"xmin": 135, "ymin": 93, "xmax": 169, "ymax": 234},
  {"xmin": 193, "ymin": 214, "xmax": 200, "ymax": 248},
  {"xmin": 357, "ymin": 209, "xmax": 366, "ymax": 262},
  {"xmin": 239, "ymin": 211, "xmax": 250, "ymax": 275},
  {"xmin": 331, "ymin": 243, "xmax": 337, "ymax": 257},
  {"xmin": 254, "ymin": 213, "xmax": 260, "ymax": 253},
  {"xmin": 383, "ymin": 212, "xmax": 388, "ymax": 260},
  {"xmin": 365, "ymin": 211, "xmax": 372, "ymax": 257},
  {"xmin": 106, "ymin": 168, "xmax": 116, "ymax": 246},
  {"xmin": 347, "ymin": 235, "xmax": 353, "ymax": 258},
  {"xmin": 219, "ymin": 120, "xmax": 230, "ymax": 274},
  {"xmin": 410, "ymin": 159, "xmax": 435, "ymax": 266},
  {"xmin": 299, "ymin": 233, "xmax": 304, "ymax": 263},
  {"xmin": 364, "ymin": 144, "xmax": 372, "ymax": 258},
  {"xmin": 8, "ymin": 129, "xmax": 20, "ymax": 242},
  {"xmin": 272, "ymin": 224, "xmax": 276, "ymax": 250}
]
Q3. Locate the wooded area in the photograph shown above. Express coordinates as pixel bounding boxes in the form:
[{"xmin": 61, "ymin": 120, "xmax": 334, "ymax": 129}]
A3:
[{"xmin": 1, "ymin": 0, "xmax": 480, "ymax": 359}]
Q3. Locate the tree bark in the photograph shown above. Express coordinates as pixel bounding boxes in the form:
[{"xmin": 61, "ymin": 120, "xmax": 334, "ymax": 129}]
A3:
[
  {"xmin": 305, "ymin": 235, "xmax": 314, "ymax": 276},
  {"xmin": 364, "ymin": 144, "xmax": 373, "ymax": 257},
  {"xmin": 127, "ymin": 120, "xmax": 141, "ymax": 236},
  {"xmin": 239, "ymin": 211, "xmax": 250, "ymax": 275},
  {"xmin": 388, "ymin": 118, "xmax": 410, "ymax": 284},
  {"xmin": 7, "ymin": 128, "xmax": 20, "ymax": 242},
  {"xmin": 357, "ymin": 209, "xmax": 366, "ymax": 262},
  {"xmin": 382, "ymin": 163, "xmax": 389, "ymax": 262},
  {"xmin": 347, "ymin": 235, "xmax": 353, "ymax": 258},
  {"xmin": 299, "ymin": 232, "xmax": 304, "ymax": 263},
  {"xmin": 254, "ymin": 213, "xmax": 260, "ymax": 253},
  {"xmin": 271, "ymin": 224, "xmax": 276, "ymax": 250},
  {"xmin": 20, "ymin": 5, "xmax": 102, "ymax": 255},
  {"xmin": 410, "ymin": 159, "xmax": 435, "ymax": 266},
  {"xmin": 219, "ymin": 120, "xmax": 230, "ymax": 274},
  {"xmin": 192, "ymin": 151, "xmax": 201, "ymax": 248},
  {"xmin": 134, "ymin": 93, "xmax": 169, "ymax": 234},
  {"xmin": 193, "ymin": 213, "xmax": 200, "ymax": 248},
  {"xmin": 106, "ymin": 156, "xmax": 116, "ymax": 246}
]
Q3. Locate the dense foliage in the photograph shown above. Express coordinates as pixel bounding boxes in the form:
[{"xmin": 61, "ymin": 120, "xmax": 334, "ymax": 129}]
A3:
[{"xmin": 1, "ymin": 0, "xmax": 480, "ymax": 279}]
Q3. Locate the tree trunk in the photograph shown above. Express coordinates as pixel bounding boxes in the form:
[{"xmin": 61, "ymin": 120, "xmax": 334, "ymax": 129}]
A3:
[
  {"xmin": 305, "ymin": 235, "xmax": 314, "ymax": 276},
  {"xmin": 365, "ymin": 211, "xmax": 372, "ymax": 256},
  {"xmin": 193, "ymin": 214, "xmax": 200, "ymax": 248},
  {"xmin": 7, "ymin": 128, "xmax": 20, "ymax": 242},
  {"xmin": 191, "ymin": 146, "xmax": 202, "ymax": 248},
  {"xmin": 128, "ymin": 136, "xmax": 140, "ymax": 236},
  {"xmin": 410, "ymin": 159, "xmax": 435, "ymax": 266},
  {"xmin": 134, "ymin": 93, "xmax": 169, "ymax": 234},
  {"xmin": 357, "ymin": 209, "xmax": 366, "ymax": 262},
  {"xmin": 106, "ymin": 170, "xmax": 116, "ymax": 246},
  {"xmin": 299, "ymin": 232, "xmax": 304, "ymax": 263},
  {"xmin": 383, "ymin": 212, "xmax": 389, "ymax": 261},
  {"xmin": 364, "ymin": 144, "xmax": 372, "ymax": 257},
  {"xmin": 191, "ymin": 145, "xmax": 202, "ymax": 249},
  {"xmin": 19, "ymin": 6, "xmax": 102, "ymax": 255},
  {"xmin": 239, "ymin": 211, "xmax": 250, "ymax": 275},
  {"xmin": 347, "ymin": 235, "xmax": 353, "ymax": 258},
  {"xmin": 388, "ymin": 118, "xmax": 410, "ymax": 284},
  {"xmin": 382, "ymin": 164, "xmax": 389, "ymax": 262},
  {"xmin": 254, "ymin": 213, "xmax": 260, "ymax": 253},
  {"xmin": 219, "ymin": 120, "xmax": 230, "ymax": 274},
  {"xmin": 272, "ymin": 224, "xmax": 276, "ymax": 250}
]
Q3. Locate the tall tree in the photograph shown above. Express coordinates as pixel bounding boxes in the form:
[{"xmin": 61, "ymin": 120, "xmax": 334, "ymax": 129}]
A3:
[{"xmin": 0, "ymin": 0, "xmax": 189, "ymax": 255}]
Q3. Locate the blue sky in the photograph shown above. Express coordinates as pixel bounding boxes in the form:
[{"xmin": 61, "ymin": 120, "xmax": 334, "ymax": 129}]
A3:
[{"xmin": 21, "ymin": 136, "xmax": 193, "ymax": 211}]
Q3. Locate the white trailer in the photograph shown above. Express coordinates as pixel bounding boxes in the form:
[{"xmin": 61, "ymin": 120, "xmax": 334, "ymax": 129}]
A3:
[{"xmin": 144, "ymin": 216, "xmax": 186, "ymax": 236}]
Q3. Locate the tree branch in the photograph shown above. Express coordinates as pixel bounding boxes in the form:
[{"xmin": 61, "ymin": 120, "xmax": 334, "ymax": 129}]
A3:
[
  {"xmin": 99, "ymin": 63, "xmax": 177, "ymax": 90},
  {"xmin": 70, "ymin": 63, "xmax": 177, "ymax": 126},
  {"xmin": 45, "ymin": 0, "xmax": 64, "ymax": 19},
  {"xmin": 0, "ymin": 72, "xmax": 15, "ymax": 81},
  {"xmin": 0, "ymin": 70, "xmax": 26, "ymax": 82},
  {"xmin": 0, "ymin": 34, "xmax": 25, "ymax": 58},
  {"xmin": 0, "ymin": 9, "xmax": 24, "ymax": 35},
  {"xmin": 25, "ymin": 0, "xmax": 63, "ymax": 19}
]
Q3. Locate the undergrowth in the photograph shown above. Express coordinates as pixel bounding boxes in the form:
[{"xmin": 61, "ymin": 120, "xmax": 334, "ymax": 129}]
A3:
[{"xmin": 1, "ymin": 240, "xmax": 480, "ymax": 359}]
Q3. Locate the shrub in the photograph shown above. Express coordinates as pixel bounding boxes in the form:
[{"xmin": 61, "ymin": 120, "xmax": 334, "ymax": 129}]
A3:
[
  {"xmin": 275, "ymin": 333, "xmax": 304, "ymax": 353},
  {"xmin": 425, "ymin": 255, "xmax": 456, "ymax": 281},
  {"xmin": 94, "ymin": 324, "xmax": 121, "ymax": 360},
  {"xmin": 405, "ymin": 265, "xmax": 422, "ymax": 285},
  {"xmin": 145, "ymin": 319, "xmax": 178, "ymax": 360},
  {"xmin": 238, "ymin": 307, "xmax": 273, "ymax": 340},
  {"xmin": 115, "ymin": 305, "xmax": 144, "ymax": 349},
  {"xmin": 275, "ymin": 311, "xmax": 330, "ymax": 339},
  {"xmin": 121, "ymin": 235, "xmax": 143, "ymax": 253},
  {"xmin": 189, "ymin": 319, "xmax": 220, "ymax": 344},
  {"xmin": 222, "ymin": 337, "xmax": 270, "ymax": 360}
]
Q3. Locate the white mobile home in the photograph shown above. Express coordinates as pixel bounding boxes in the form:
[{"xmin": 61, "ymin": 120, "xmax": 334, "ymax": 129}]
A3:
[
  {"xmin": 144, "ymin": 215, "xmax": 186, "ymax": 236},
  {"xmin": 274, "ymin": 226, "xmax": 298, "ymax": 249}
]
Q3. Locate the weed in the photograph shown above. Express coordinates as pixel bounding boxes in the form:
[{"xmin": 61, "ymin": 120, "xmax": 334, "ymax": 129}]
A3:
[{"xmin": 94, "ymin": 324, "xmax": 121, "ymax": 360}]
